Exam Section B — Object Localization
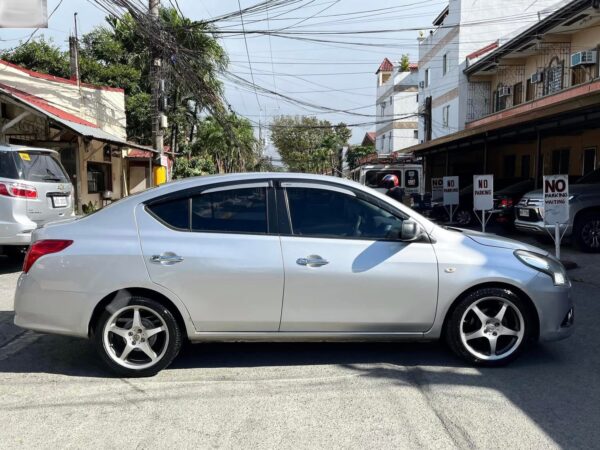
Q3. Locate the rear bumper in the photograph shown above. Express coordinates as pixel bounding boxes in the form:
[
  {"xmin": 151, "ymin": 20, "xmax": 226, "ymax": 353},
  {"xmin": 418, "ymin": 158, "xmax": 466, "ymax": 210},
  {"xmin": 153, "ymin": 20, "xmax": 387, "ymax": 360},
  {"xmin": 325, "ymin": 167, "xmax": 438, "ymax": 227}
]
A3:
[
  {"xmin": 13, "ymin": 272, "xmax": 92, "ymax": 338},
  {"xmin": 0, "ymin": 221, "xmax": 36, "ymax": 245}
]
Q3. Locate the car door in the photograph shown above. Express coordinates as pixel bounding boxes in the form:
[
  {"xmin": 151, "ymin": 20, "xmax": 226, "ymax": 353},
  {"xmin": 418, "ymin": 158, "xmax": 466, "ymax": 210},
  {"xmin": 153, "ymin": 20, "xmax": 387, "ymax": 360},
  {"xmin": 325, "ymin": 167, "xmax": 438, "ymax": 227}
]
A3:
[
  {"xmin": 136, "ymin": 181, "xmax": 284, "ymax": 332},
  {"xmin": 278, "ymin": 182, "xmax": 438, "ymax": 333}
]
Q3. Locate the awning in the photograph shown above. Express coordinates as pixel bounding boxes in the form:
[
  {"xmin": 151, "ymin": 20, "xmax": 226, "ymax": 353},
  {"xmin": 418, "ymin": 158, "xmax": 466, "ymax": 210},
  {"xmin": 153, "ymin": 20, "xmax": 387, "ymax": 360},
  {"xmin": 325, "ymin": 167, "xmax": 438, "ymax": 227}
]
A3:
[{"xmin": 0, "ymin": 84, "xmax": 156, "ymax": 153}]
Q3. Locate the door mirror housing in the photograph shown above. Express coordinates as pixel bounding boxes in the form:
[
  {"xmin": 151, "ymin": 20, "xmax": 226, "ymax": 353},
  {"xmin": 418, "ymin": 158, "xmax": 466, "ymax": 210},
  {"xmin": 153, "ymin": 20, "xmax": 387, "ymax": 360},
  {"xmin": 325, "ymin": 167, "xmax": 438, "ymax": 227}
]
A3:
[{"xmin": 399, "ymin": 219, "xmax": 424, "ymax": 242}]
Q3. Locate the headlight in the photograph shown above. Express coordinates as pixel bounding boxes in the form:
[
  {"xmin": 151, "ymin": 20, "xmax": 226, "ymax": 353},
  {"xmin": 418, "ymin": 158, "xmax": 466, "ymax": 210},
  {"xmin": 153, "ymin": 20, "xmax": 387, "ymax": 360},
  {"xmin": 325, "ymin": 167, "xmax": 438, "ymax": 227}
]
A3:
[{"xmin": 514, "ymin": 250, "xmax": 568, "ymax": 286}]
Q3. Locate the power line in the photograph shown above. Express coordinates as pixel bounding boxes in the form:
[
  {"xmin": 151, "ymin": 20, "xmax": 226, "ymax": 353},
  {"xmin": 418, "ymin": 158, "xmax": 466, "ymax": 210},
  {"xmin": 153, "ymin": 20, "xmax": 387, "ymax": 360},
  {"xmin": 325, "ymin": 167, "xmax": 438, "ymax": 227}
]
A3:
[{"xmin": 237, "ymin": 0, "xmax": 262, "ymax": 110}]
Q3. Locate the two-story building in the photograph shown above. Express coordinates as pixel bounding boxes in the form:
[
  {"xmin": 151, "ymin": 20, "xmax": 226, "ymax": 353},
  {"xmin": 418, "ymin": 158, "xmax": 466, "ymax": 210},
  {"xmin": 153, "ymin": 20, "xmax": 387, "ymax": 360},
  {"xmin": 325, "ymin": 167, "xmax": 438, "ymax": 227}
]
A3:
[
  {"xmin": 410, "ymin": 0, "xmax": 600, "ymax": 188},
  {"xmin": 375, "ymin": 58, "xmax": 419, "ymax": 155},
  {"xmin": 0, "ymin": 59, "xmax": 156, "ymax": 212}
]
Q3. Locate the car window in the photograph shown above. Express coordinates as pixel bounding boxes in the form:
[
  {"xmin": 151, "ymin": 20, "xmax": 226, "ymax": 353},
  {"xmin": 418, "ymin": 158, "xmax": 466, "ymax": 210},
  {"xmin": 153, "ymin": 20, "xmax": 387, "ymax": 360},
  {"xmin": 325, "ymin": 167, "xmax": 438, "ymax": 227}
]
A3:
[
  {"xmin": 147, "ymin": 197, "xmax": 190, "ymax": 230},
  {"xmin": 0, "ymin": 152, "xmax": 18, "ymax": 179},
  {"xmin": 191, "ymin": 187, "xmax": 267, "ymax": 234},
  {"xmin": 286, "ymin": 187, "xmax": 404, "ymax": 240},
  {"xmin": 576, "ymin": 168, "xmax": 600, "ymax": 184},
  {"xmin": 12, "ymin": 151, "xmax": 70, "ymax": 183}
]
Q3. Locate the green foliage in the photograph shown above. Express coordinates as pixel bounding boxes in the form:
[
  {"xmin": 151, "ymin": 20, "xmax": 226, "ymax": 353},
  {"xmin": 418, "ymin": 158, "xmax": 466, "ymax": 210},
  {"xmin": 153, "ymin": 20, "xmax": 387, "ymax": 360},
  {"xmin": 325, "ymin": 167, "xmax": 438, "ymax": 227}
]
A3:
[
  {"xmin": 0, "ymin": 37, "xmax": 70, "ymax": 78},
  {"xmin": 173, "ymin": 153, "xmax": 216, "ymax": 179},
  {"xmin": 346, "ymin": 146, "xmax": 378, "ymax": 170},
  {"xmin": 270, "ymin": 116, "xmax": 352, "ymax": 174},
  {"xmin": 399, "ymin": 54, "xmax": 411, "ymax": 72}
]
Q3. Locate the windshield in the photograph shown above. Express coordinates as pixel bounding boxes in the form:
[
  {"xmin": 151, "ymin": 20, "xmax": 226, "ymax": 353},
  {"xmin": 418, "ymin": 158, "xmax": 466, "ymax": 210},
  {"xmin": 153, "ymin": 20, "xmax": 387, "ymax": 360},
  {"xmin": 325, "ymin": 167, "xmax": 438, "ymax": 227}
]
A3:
[
  {"xmin": 11, "ymin": 151, "xmax": 70, "ymax": 183},
  {"xmin": 575, "ymin": 168, "xmax": 600, "ymax": 184}
]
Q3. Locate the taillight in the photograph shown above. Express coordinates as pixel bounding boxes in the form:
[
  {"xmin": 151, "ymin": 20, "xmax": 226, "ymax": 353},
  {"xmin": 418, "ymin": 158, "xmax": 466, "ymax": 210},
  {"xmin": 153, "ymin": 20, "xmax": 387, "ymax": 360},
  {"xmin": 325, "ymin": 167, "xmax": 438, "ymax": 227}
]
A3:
[
  {"xmin": 500, "ymin": 198, "xmax": 514, "ymax": 208},
  {"xmin": 23, "ymin": 240, "xmax": 73, "ymax": 273},
  {"xmin": 0, "ymin": 182, "xmax": 37, "ymax": 199}
]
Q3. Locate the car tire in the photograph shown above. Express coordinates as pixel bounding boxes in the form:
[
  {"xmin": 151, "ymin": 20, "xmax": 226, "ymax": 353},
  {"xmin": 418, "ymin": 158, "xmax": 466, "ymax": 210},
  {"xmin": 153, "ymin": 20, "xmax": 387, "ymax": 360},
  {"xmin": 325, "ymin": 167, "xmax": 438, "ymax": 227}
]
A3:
[
  {"xmin": 574, "ymin": 211, "xmax": 600, "ymax": 253},
  {"xmin": 445, "ymin": 287, "xmax": 534, "ymax": 367},
  {"xmin": 454, "ymin": 208, "xmax": 474, "ymax": 226},
  {"xmin": 93, "ymin": 296, "xmax": 183, "ymax": 377}
]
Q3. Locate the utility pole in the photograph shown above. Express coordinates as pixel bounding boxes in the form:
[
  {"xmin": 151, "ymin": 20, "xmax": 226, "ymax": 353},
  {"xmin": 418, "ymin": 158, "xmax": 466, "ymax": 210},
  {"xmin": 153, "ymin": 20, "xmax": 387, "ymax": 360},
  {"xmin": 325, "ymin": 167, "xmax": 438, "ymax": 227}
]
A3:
[
  {"xmin": 150, "ymin": 0, "xmax": 165, "ymax": 161},
  {"xmin": 69, "ymin": 13, "xmax": 81, "ymax": 90}
]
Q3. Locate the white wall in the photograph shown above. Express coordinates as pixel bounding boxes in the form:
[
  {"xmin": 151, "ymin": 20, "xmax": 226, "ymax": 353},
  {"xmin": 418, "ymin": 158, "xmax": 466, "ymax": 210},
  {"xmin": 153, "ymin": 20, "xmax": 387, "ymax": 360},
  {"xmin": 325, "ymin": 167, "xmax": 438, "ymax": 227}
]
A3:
[{"xmin": 376, "ymin": 68, "xmax": 419, "ymax": 155}]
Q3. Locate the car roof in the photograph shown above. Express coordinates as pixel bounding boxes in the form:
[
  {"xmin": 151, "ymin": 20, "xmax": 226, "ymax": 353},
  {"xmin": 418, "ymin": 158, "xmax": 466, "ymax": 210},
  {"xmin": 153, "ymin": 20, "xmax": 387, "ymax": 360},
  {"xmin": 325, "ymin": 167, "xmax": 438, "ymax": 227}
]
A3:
[{"xmin": 0, "ymin": 143, "xmax": 58, "ymax": 154}]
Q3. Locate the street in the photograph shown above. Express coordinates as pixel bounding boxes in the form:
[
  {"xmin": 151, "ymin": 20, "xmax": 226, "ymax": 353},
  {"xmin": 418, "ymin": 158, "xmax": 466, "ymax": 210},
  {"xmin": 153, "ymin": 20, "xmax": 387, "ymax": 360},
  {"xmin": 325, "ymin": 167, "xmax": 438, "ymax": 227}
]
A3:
[{"xmin": 1, "ymin": 239, "xmax": 599, "ymax": 449}]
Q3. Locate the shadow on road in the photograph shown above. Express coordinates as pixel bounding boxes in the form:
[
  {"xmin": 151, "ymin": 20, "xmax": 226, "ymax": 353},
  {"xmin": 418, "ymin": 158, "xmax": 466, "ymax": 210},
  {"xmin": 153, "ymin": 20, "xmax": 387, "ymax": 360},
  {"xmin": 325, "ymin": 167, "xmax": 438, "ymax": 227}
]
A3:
[{"xmin": 0, "ymin": 254, "xmax": 23, "ymax": 275}]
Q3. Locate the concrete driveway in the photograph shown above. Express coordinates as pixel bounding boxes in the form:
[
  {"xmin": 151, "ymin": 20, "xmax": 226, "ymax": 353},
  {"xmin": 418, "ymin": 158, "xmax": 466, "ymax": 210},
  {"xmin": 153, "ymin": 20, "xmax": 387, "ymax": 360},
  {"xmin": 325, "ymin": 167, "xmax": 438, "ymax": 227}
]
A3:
[{"xmin": 0, "ymin": 244, "xmax": 598, "ymax": 449}]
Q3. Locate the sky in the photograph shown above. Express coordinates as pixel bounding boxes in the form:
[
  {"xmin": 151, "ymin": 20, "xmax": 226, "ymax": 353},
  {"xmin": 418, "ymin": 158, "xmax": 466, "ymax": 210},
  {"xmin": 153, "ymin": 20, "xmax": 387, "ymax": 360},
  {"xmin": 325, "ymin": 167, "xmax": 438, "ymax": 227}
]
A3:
[{"xmin": 0, "ymin": 0, "xmax": 449, "ymax": 150}]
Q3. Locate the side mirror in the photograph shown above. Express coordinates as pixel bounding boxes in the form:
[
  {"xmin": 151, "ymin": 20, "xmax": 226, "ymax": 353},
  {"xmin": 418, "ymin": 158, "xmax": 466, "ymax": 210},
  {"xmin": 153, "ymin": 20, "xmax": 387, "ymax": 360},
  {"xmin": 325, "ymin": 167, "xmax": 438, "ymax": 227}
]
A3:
[{"xmin": 400, "ymin": 219, "xmax": 423, "ymax": 242}]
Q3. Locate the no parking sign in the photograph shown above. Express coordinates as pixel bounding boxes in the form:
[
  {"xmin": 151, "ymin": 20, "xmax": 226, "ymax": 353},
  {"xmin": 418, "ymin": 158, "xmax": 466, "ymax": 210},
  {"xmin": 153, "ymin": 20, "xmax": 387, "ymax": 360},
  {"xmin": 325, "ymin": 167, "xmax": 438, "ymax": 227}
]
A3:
[{"xmin": 543, "ymin": 175, "xmax": 569, "ymax": 225}]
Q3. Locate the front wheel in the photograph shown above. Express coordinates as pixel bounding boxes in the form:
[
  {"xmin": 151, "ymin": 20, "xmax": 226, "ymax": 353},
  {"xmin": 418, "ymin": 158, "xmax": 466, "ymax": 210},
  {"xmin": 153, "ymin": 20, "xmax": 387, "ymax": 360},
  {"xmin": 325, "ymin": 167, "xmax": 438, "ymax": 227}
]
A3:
[
  {"xmin": 454, "ymin": 209, "xmax": 474, "ymax": 226},
  {"xmin": 574, "ymin": 211, "xmax": 600, "ymax": 253},
  {"xmin": 93, "ymin": 296, "xmax": 182, "ymax": 377},
  {"xmin": 445, "ymin": 288, "xmax": 533, "ymax": 366}
]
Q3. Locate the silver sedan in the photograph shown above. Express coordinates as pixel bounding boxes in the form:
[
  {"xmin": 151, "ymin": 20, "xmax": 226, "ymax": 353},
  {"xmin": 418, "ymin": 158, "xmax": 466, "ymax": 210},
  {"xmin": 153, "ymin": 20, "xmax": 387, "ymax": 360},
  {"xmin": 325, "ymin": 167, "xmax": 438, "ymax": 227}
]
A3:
[{"xmin": 14, "ymin": 173, "xmax": 574, "ymax": 377}]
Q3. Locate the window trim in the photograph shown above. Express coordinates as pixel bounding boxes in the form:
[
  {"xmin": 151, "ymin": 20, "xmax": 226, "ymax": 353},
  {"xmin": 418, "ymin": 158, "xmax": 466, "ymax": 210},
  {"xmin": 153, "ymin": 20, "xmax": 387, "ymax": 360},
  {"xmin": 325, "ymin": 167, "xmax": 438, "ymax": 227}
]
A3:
[
  {"xmin": 278, "ymin": 181, "xmax": 412, "ymax": 242},
  {"xmin": 145, "ymin": 181, "xmax": 275, "ymax": 236}
]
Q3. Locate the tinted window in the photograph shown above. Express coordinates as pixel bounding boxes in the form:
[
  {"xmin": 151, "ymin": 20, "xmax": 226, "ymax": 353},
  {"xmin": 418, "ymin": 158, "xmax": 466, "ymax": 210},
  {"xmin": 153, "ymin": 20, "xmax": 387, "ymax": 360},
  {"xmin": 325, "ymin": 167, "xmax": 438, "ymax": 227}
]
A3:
[
  {"xmin": 12, "ymin": 151, "xmax": 69, "ymax": 183},
  {"xmin": 286, "ymin": 187, "xmax": 404, "ymax": 239},
  {"xmin": 0, "ymin": 152, "xmax": 18, "ymax": 179},
  {"xmin": 576, "ymin": 168, "xmax": 600, "ymax": 184},
  {"xmin": 148, "ymin": 198, "xmax": 189, "ymax": 230},
  {"xmin": 191, "ymin": 187, "xmax": 267, "ymax": 234},
  {"xmin": 364, "ymin": 170, "xmax": 402, "ymax": 188}
]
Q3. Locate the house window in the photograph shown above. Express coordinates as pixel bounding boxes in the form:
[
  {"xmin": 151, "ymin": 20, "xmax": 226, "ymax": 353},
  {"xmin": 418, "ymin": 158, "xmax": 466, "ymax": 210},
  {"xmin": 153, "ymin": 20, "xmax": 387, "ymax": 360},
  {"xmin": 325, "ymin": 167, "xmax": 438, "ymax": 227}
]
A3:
[
  {"xmin": 551, "ymin": 149, "xmax": 570, "ymax": 174},
  {"xmin": 442, "ymin": 105, "xmax": 450, "ymax": 128},
  {"xmin": 521, "ymin": 155, "xmax": 531, "ymax": 178},
  {"xmin": 545, "ymin": 59, "xmax": 564, "ymax": 95},
  {"xmin": 413, "ymin": 130, "xmax": 418, "ymax": 139},
  {"xmin": 425, "ymin": 69, "xmax": 430, "ymax": 87},
  {"xmin": 380, "ymin": 102, "xmax": 386, "ymax": 116},
  {"xmin": 513, "ymin": 82, "xmax": 523, "ymax": 106},
  {"xmin": 504, "ymin": 155, "xmax": 516, "ymax": 178},
  {"xmin": 443, "ymin": 54, "xmax": 448, "ymax": 76},
  {"xmin": 583, "ymin": 147, "xmax": 597, "ymax": 175},
  {"xmin": 526, "ymin": 78, "xmax": 535, "ymax": 102},
  {"xmin": 87, "ymin": 162, "xmax": 112, "ymax": 194}
]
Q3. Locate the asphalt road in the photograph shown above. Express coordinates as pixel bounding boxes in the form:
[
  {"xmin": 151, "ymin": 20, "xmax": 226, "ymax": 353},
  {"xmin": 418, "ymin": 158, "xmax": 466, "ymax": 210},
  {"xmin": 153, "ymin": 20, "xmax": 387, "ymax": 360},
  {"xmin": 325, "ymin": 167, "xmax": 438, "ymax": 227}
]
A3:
[{"xmin": 0, "ymin": 240, "xmax": 599, "ymax": 449}]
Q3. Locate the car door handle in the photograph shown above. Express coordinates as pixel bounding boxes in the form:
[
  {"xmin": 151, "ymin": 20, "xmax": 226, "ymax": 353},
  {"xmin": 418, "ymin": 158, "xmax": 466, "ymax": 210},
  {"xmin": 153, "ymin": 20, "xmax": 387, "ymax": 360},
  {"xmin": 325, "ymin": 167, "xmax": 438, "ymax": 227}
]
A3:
[
  {"xmin": 150, "ymin": 253, "xmax": 184, "ymax": 265},
  {"xmin": 296, "ymin": 255, "xmax": 329, "ymax": 267}
]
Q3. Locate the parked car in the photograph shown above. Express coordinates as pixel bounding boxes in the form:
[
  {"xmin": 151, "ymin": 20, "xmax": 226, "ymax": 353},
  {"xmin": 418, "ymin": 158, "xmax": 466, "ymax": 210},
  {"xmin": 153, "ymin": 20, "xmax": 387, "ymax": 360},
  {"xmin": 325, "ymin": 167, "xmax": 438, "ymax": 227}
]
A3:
[
  {"xmin": 431, "ymin": 178, "xmax": 528, "ymax": 226},
  {"xmin": 14, "ymin": 173, "xmax": 574, "ymax": 376},
  {"xmin": 493, "ymin": 179, "xmax": 535, "ymax": 228},
  {"xmin": 0, "ymin": 144, "xmax": 74, "ymax": 256},
  {"xmin": 515, "ymin": 168, "xmax": 600, "ymax": 252}
]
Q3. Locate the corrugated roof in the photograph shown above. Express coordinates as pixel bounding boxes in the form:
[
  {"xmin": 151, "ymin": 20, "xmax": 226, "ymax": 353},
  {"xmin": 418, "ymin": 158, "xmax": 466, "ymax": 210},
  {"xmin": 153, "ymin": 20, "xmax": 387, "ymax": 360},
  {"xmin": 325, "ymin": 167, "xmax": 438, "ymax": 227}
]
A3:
[
  {"xmin": 376, "ymin": 58, "xmax": 394, "ymax": 73},
  {"xmin": 0, "ymin": 84, "xmax": 155, "ymax": 153}
]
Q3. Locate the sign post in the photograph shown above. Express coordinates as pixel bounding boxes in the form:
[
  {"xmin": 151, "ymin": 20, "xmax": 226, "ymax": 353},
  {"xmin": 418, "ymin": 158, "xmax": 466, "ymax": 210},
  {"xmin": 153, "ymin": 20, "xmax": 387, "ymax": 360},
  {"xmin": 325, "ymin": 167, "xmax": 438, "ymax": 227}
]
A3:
[
  {"xmin": 431, "ymin": 178, "xmax": 443, "ymax": 202},
  {"xmin": 443, "ymin": 176, "xmax": 459, "ymax": 223},
  {"xmin": 543, "ymin": 175, "xmax": 570, "ymax": 259},
  {"xmin": 473, "ymin": 175, "xmax": 494, "ymax": 233}
]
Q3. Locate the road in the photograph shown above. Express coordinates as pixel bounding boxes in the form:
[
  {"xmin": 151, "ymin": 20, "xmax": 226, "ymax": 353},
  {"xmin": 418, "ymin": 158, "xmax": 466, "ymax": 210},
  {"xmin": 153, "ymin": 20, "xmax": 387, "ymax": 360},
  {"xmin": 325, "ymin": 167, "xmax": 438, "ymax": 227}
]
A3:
[{"xmin": 0, "ymin": 241, "xmax": 599, "ymax": 449}]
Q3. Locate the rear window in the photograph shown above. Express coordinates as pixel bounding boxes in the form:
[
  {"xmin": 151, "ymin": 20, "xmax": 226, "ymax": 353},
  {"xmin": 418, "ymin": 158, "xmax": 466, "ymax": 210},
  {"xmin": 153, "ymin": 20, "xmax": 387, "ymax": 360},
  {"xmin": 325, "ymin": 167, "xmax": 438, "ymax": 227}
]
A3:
[
  {"xmin": 11, "ymin": 151, "xmax": 70, "ymax": 183},
  {"xmin": 364, "ymin": 170, "xmax": 402, "ymax": 188}
]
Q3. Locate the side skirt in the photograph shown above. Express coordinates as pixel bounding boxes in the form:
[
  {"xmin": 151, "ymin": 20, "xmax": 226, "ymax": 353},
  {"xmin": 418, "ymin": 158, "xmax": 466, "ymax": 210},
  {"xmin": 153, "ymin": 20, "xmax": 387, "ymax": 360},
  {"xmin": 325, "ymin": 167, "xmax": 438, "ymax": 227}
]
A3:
[{"xmin": 188, "ymin": 331, "xmax": 427, "ymax": 343}]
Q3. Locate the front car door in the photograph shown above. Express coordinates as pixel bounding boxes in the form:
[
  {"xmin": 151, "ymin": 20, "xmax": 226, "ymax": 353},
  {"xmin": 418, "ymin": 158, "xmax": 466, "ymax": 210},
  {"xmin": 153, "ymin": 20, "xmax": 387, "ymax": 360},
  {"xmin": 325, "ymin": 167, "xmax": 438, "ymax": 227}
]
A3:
[
  {"xmin": 277, "ymin": 181, "xmax": 438, "ymax": 333},
  {"xmin": 136, "ymin": 181, "xmax": 284, "ymax": 332}
]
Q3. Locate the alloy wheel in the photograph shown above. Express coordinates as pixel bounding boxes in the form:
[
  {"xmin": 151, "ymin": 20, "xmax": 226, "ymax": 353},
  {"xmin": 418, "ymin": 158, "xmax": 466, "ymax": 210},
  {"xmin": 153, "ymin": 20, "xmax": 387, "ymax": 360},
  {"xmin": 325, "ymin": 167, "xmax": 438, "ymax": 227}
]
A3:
[
  {"xmin": 459, "ymin": 297, "xmax": 525, "ymax": 361},
  {"xmin": 581, "ymin": 219, "xmax": 600, "ymax": 249},
  {"xmin": 102, "ymin": 305, "xmax": 169, "ymax": 370},
  {"xmin": 455, "ymin": 209, "xmax": 472, "ymax": 226}
]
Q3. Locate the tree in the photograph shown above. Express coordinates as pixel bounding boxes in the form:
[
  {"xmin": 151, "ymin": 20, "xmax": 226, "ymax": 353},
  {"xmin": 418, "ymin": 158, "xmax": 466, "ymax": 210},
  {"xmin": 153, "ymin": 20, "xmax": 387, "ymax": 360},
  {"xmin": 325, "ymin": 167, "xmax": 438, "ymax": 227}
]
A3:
[
  {"xmin": 399, "ymin": 54, "xmax": 411, "ymax": 72},
  {"xmin": 346, "ymin": 146, "xmax": 378, "ymax": 170},
  {"xmin": 270, "ymin": 116, "xmax": 352, "ymax": 174},
  {"xmin": 0, "ymin": 37, "xmax": 70, "ymax": 78}
]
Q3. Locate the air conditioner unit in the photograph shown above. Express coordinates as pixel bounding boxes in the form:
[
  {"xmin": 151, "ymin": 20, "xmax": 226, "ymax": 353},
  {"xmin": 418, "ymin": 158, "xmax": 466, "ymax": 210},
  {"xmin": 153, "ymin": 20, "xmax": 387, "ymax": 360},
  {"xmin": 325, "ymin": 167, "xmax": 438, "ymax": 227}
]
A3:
[
  {"xmin": 530, "ymin": 71, "xmax": 544, "ymax": 84},
  {"xmin": 571, "ymin": 50, "xmax": 597, "ymax": 67},
  {"xmin": 419, "ymin": 81, "xmax": 425, "ymax": 88},
  {"xmin": 498, "ymin": 86, "xmax": 512, "ymax": 97}
]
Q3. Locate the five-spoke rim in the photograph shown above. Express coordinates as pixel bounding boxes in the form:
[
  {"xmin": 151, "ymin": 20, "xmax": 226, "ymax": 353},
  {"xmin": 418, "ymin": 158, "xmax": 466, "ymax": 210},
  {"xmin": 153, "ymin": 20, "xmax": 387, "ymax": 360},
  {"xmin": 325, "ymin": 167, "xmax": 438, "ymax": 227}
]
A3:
[
  {"xmin": 460, "ymin": 297, "xmax": 525, "ymax": 361},
  {"xmin": 455, "ymin": 210, "xmax": 472, "ymax": 225},
  {"xmin": 102, "ymin": 305, "xmax": 169, "ymax": 370}
]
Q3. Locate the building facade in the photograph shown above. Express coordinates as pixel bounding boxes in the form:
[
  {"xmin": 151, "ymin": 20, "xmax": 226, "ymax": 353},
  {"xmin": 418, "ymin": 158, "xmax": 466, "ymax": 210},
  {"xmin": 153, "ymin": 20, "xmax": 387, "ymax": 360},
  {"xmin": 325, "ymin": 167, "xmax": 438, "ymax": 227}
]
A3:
[
  {"xmin": 375, "ymin": 58, "xmax": 419, "ymax": 155},
  {"xmin": 0, "ymin": 59, "xmax": 155, "ymax": 212},
  {"xmin": 417, "ymin": 0, "xmax": 568, "ymax": 143},
  {"xmin": 407, "ymin": 0, "xmax": 600, "ymax": 190}
]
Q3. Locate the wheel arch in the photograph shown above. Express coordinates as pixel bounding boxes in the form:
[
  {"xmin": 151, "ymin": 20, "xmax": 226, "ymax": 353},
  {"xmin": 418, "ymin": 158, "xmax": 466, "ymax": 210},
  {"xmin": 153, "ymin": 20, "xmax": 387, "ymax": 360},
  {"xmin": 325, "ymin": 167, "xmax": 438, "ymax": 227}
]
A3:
[
  {"xmin": 441, "ymin": 281, "xmax": 540, "ymax": 340},
  {"xmin": 89, "ymin": 287, "xmax": 189, "ymax": 339}
]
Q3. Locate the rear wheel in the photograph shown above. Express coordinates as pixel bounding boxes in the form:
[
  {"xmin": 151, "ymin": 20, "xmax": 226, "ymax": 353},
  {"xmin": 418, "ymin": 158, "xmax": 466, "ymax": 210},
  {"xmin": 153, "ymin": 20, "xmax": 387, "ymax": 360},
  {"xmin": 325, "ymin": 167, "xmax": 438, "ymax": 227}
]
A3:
[
  {"xmin": 93, "ymin": 296, "xmax": 182, "ymax": 377},
  {"xmin": 574, "ymin": 211, "xmax": 600, "ymax": 253},
  {"xmin": 445, "ymin": 288, "xmax": 533, "ymax": 366},
  {"xmin": 454, "ymin": 208, "xmax": 474, "ymax": 226}
]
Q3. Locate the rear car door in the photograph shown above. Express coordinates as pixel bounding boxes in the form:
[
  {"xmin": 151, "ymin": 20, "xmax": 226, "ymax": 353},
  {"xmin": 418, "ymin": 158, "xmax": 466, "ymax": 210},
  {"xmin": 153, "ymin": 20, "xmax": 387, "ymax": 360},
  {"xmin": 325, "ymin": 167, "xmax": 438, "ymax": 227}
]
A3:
[
  {"xmin": 277, "ymin": 182, "xmax": 439, "ymax": 333},
  {"xmin": 136, "ymin": 181, "xmax": 284, "ymax": 332}
]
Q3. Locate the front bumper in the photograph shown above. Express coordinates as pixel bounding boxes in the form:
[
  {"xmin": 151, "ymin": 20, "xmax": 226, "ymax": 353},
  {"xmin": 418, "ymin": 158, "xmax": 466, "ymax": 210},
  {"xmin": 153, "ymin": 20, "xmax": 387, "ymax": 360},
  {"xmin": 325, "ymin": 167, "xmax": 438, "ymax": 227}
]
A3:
[
  {"xmin": 528, "ymin": 273, "xmax": 575, "ymax": 342},
  {"xmin": 514, "ymin": 218, "xmax": 572, "ymax": 237}
]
